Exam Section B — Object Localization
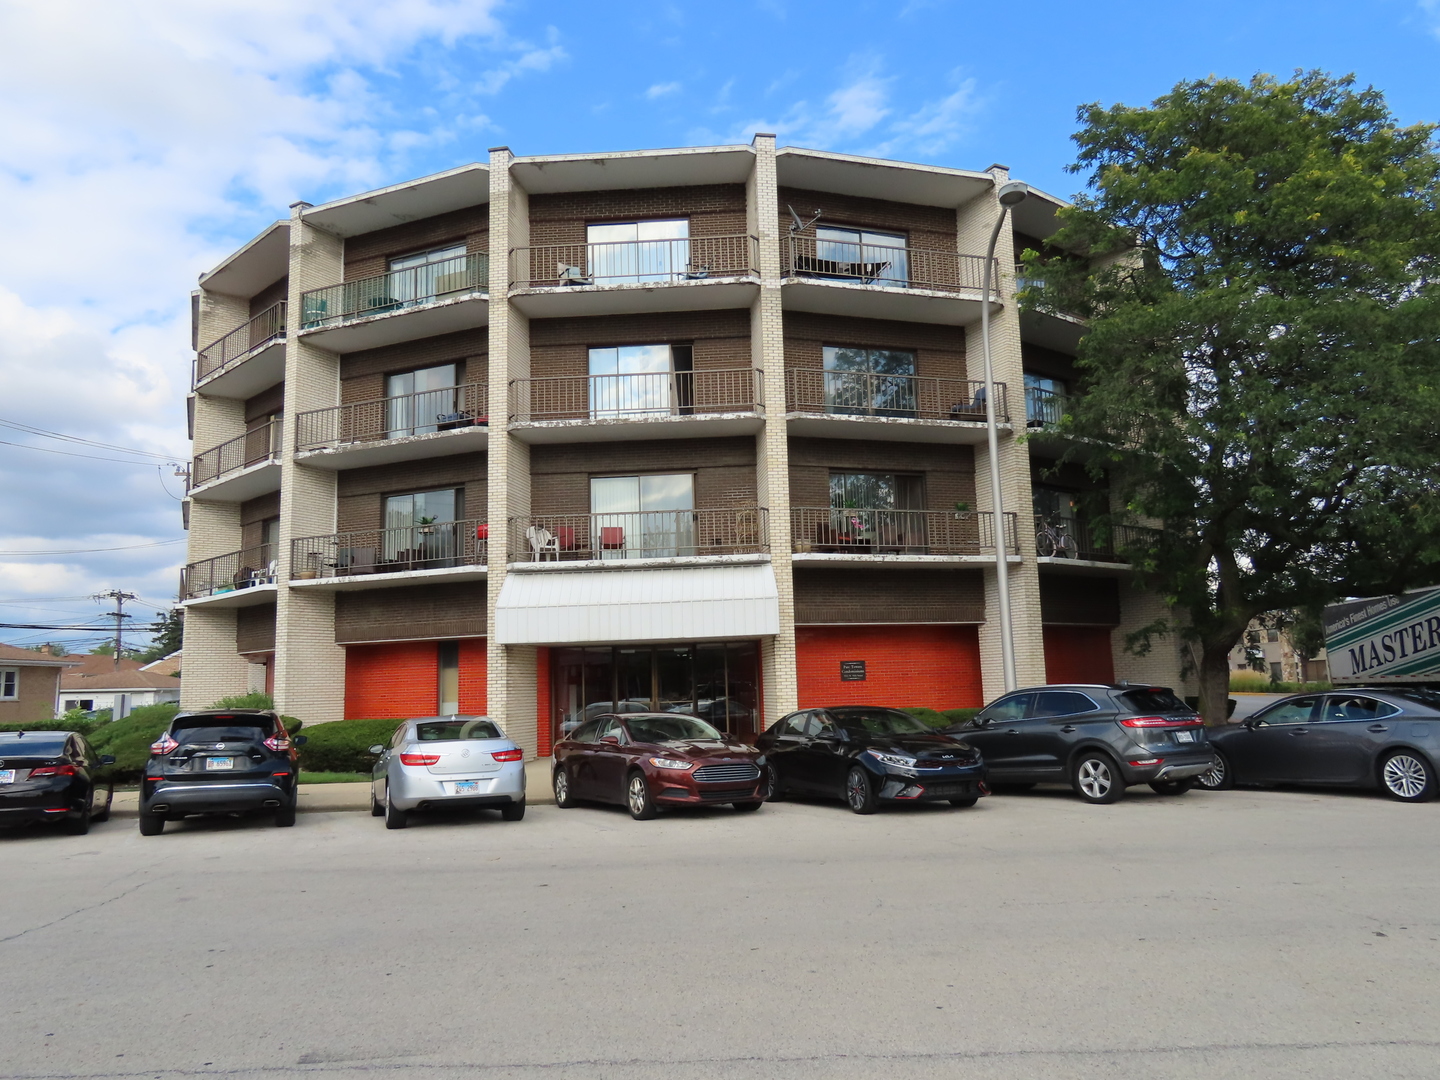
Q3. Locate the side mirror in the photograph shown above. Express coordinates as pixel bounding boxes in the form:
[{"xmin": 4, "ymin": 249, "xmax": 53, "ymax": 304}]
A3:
[
  {"xmin": 1241, "ymin": 719, "xmax": 1259, "ymax": 731},
  {"xmin": 99, "ymin": 755, "xmax": 116, "ymax": 765},
  {"xmin": 293, "ymin": 735, "xmax": 308, "ymax": 746},
  {"xmin": 368, "ymin": 745, "xmax": 386, "ymax": 754},
  {"xmin": 600, "ymin": 735, "xmax": 621, "ymax": 745},
  {"xmin": 814, "ymin": 729, "xmax": 841, "ymax": 742}
]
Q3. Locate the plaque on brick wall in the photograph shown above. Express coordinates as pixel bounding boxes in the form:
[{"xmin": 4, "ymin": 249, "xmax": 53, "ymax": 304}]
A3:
[{"xmin": 840, "ymin": 660, "xmax": 867, "ymax": 681}]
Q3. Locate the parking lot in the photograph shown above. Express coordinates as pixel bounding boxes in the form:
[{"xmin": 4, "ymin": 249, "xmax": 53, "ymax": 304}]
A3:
[{"xmin": 4, "ymin": 785, "xmax": 1439, "ymax": 1080}]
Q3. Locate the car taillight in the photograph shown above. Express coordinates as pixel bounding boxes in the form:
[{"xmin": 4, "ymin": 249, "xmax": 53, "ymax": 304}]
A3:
[
  {"xmin": 400, "ymin": 753, "xmax": 441, "ymax": 766},
  {"xmin": 1129, "ymin": 757, "xmax": 1164, "ymax": 767},
  {"xmin": 263, "ymin": 734, "xmax": 291, "ymax": 751},
  {"xmin": 28, "ymin": 764, "xmax": 78, "ymax": 778},
  {"xmin": 491, "ymin": 748, "xmax": 524, "ymax": 762},
  {"xmin": 150, "ymin": 734, "xmax": 179, "ymax": 755},
  {"xmin": 1120, "ymin": 715, "xmax": 1203, "ymax": 729}
]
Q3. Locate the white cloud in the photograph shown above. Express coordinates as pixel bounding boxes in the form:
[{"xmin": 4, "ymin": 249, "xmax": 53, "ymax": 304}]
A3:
[
  {"xmin": 646, "ymin": 81, "xmax": 683, "ymax": 100},
  {"xmin": 872, "ymin": 74, "xmax": 982, "ymax": 157},
  {"xmin": 1423, "ymin": 0, "xmax": 1440, "ymax": 35}
]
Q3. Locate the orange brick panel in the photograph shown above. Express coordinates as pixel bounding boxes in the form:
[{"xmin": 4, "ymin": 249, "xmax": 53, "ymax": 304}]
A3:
[
  {"xmin": 1043, "ymin": 627, "xmax": 1115, "ymax": 684},
  {"xmin": 795, "ymin": 625, "xmax": 983, "ymax": 711},
  {"xmin": 536, "ymin": 647, "xmax": 552, "ymax": 757},
  {"xmin": 344, "ymin": 642, "xmax": 437, "ymax": 719},
  {"xmin": 458, "ymin": 638, "xmax": 489, "ymax": 715}
]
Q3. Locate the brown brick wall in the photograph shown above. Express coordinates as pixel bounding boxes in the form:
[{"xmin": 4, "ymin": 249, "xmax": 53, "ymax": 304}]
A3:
[
  {"xmin": 1039, "ymin": 575, "xmax": 1120, "ymax": 626},
  {"xmin": 343, "ymin": 206, "xmax": 489, "ymax": 282},
  {"xmin": 794, "ymin": 568, "xmax": 984, "ymax": 624},
  {"xmin": 783, "ymin": 312, "xmax": 967, "ymax": 380},
  {"xmin": 339, "ymin": 329, "xmax": 488, "ymax": 405},
  {"xmin": 244, "ymin": 382, "xmax": 285, "ymax": 423},
  {"xmin": 0, "ymin": 666, "xmax": 62, "ymax": 725},
  {"xmin": 778, "ymin": 187, "xmax": 957, "ymax": 252},
  {"xmin": 530, "ymin": 437, "xmax": 757, "ymax": 516},
  {"xmin": 1022, "ymin": 342, "xmax": 1079, "ymax": 382},
  {"xmin": 335, "ymin": 582, "xmax": 487, "ymax": 644},
  {"xmin": 239, "ymin": 492, "xmax": 281, "ymax": 549},
  {"xmin": 249, "ymin": 276, "xmax": 288, "ymax": 317},
  {"xmin": 787, "ymin": 437, "xmax": 975, "ymax": 511},
  {"xmin": 337, "ymin": 453, "xmax": 487, "ymax": 532},
  {"xmin": 236, "ymin": 604, "xmax": 277, "ymax": 654},
  {"xmin": 528, "ymin": 185, "xmax": 747, "ymax": 248},
  {"xmin": 530, "ymin": 310, "xmax": 750, "ymax": 380}
]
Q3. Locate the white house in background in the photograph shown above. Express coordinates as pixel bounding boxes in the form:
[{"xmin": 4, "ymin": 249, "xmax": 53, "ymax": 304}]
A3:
[{"xmin": 60, "ymin": 668, "xmax": 182, "ymax": 717}]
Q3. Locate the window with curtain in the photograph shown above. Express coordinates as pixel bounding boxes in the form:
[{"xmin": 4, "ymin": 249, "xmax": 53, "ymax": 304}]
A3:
[
  {"xmin": 587, "ymin": 220, "xmax": 689, "ymax": 283},
  {"xmin": 386, "ymin": 363, "xmax": 457, "ymax": 438},
  {"xmin": 829, "ymin": 471, "xmax": 924, "ymax": 548},
  {"xmin": 823, "ymin": 346, "xmax": 918, "ymax": 416},
  {"xmin": 590, "ymin": 473, "xmax": 694, "ymax": 558},
  {"xmin": 815, "ymin": 226, "xmax": 908, "ymax": 287},
  {"xmin": 588, "ymin": 345, "xmax": 675, "ymax": 418},
  {"xmin": 383, "ymin": 488, "xmax": 460, "ymax": 566}
]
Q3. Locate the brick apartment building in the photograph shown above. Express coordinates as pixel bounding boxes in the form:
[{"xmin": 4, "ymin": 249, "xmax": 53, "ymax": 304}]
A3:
[{"xmin": 179, "ymin": 136, "xmax": 1189, "ymax": 752}]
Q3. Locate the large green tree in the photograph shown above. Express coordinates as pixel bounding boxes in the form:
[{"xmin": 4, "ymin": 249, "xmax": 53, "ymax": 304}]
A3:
[{"xmin": 1027, "ymin": 72, "xmax": 1440, "ymax": 722}]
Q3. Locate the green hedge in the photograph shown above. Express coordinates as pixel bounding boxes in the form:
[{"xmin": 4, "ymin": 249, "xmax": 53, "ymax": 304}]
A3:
[
  {"xmin": 296, "ymin": 718, "xmax": 404, "ymax": 774},
  {"xmin": 87, "ymin": 703, "xmax": 180, "ymax": 783},
  {"xmin": 902, "ymin": 706, "xmax": 980, "ymax": 730}
]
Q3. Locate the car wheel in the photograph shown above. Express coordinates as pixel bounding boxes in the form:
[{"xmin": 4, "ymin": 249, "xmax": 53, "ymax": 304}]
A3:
[
  {"xmin": 732, "ymin": 800, "xmax": 763, "ymax": 812},
  {"xmin": 949, "ymin": 795, "xmax": 980, "ymax": 808},
  {"xmin": 845, "ymin": 766, "xmax": 878, "ymax": 815},
  {"xmin": 626, "ymin": 771, "xmax": 657, "ymax": 820},
  {"xmin": 1149, "ymin": 779, "xmax": 1194, "ymax": 796},
  {"xmin": 1380, "ymin": 751, "xmax": 1437, "ymax": 802},
  {"xmin": 1197, "ymin": 752, "xmax": 1233, "ymax": 791},
  {"xmin": 763, "ymin": 763, "xmax": 784, "ymax": 801},
  {"xmin": 61, "ymin": 808, "xmax": 91, "ymax": 836},
  {"xmin": 275, "ymin": 801, "xmax": 297, "ymax": 827},
  {"xmin": 500, "ymin": 799, "xmax": 526, "ymax": 821},
  {"xmin": 384, "ymin": 789, "xmax": 408, "ymax": 830},
  {"xmin": 370, "ymin": 789, "xmax": 384, "ymax": 817},
  {"xmin": 553, "ymin": 767, "xmax": 577, "ymax": 808},
  {"xmin": 92, "ymin": 785, "xmax": 113, "ymax": 823},
  {"xmin": 1072, "ymin": 752, "xmax": 1125, "ymax": 804},
  {"xmin": 138, "ymin": 810, "xmax": 164, "ymax": 836}
]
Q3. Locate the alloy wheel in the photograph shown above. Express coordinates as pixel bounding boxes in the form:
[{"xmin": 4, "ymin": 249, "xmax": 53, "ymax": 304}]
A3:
[
  {"xmin": 554, "ymin": 769, "xmax": 570, "ymax": 805},
  {"xmin": 846, "ymin": 771, "xmax": 867, "ymax": 811},
  {"xmin": 1382, "ymin": 754, "xmax": 1430, "ymax": 800},
  {"xmin": 1198, "ymin": 757, "xmax": 1226, "ymax": 789},
  {"xmin": 1077, "ymin": 758, "xmax": 1113, "ymax": 800},
  {"xmin": 628, "ymin": 775, "xmax": 647, "ymax": 815}
]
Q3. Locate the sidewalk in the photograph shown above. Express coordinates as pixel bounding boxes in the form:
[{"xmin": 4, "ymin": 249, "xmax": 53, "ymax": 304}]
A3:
[{"xmin": 111, "ymin": 759, "xmax": 554, "ymax": 816}]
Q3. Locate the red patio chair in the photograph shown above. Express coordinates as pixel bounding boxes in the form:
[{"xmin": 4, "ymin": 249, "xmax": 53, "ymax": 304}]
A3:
[{"xmin": 600, "ymin": 526, "xmax": 625, "ymax": 550}]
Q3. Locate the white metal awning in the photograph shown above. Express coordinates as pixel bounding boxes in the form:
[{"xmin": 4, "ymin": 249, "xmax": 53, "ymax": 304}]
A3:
[{"xmin": 495, "ymin": 562, "xmax": 779, "ymax": 645}]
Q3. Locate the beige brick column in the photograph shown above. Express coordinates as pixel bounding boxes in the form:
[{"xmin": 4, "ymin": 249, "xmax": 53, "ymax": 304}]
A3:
[
  {"xmin": 958, "ymin": 167, "xmax": 1046, "ymax": 700},
  {"xmin": 748, "ymin": 134, "xmax": 797, "ymax": 725},
  {"xmin": 485, "ymin": 148, "xmax": 539, "ymax": 755},
  {"xmin": 273, "ymin": 202, "xmax": 346, "ymax": 725}
]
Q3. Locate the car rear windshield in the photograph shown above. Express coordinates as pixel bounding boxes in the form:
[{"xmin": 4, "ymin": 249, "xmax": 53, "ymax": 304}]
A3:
[
  {"xmin": 415, "ymin": 719, "xmax": 503, "ymax": 741},
  {"xmin": 0, "ymin": 736, "xmax": 68, "ymax": 757},
  {"xmin": 172, "ymin": 726, "xmax": 272, "ymax": 744},
  {"xmin": 626, "ymin": 715, "xmax": 723, "ymax": 743},
  {"xmin": 830, "ymin": 708, "xmax": 932, "ymax": 735},
  {"xmin": 1117, "ymin": 689, "xmax": 1193, "ymax": 715},
  {"xmin": 1387, "ymin": 688, "xmax": 1440, "ymax": 713}
]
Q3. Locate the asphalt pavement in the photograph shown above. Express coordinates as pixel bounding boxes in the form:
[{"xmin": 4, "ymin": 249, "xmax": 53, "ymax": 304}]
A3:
[{"xmin": 3, "ymin": 784, "xmax": 1438, "ymax": 1080}]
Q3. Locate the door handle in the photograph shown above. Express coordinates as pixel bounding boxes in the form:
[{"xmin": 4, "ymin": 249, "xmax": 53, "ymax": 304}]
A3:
[
  {"xmin": 1368, "ymin": 724, "xmax": 1389, "ymax": 733},
  {"xmin": 1061, "ymin": 725, "xmax": 1076, "ymax": 733},
  {"xmin": 1005, "ymin": 728, "xmax": 1020, "ymax": 735},
  {"xmin": 1289, "ymin": 729, "xmax": 1308, "ymax": 736}
]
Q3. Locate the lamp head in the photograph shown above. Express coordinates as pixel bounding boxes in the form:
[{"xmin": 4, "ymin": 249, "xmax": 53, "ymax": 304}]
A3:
[{"xmin": 997, "ymin": 181, "xmax": 1029, "ymax": 208}]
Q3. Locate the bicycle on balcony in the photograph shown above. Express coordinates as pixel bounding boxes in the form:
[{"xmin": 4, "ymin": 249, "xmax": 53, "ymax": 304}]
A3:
[{"xmin": 1036, "ymin": 517, "xmax": 1078, "ymax": 559}]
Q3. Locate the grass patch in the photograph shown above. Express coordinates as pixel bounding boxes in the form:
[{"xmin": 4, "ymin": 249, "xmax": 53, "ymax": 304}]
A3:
[{"xmin": 298, "ymin": 771, "xmax": 371, "ymax": 785}]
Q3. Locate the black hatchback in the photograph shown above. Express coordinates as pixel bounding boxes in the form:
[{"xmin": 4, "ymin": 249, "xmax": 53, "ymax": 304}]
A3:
[
  {"xmin": 756, "ymin": 707, "xmax": 988, "ymax": 814},
  {"xmin": 0, "ymin": 731, "xmax": 114, "ymax": 834},
  {"xmin": 140, "ymin": 709, "xmax": 306, "ymax": 835},
  {"xmin": 944, "ymin": 684, "xmax": 1216, "ymax": 804}
]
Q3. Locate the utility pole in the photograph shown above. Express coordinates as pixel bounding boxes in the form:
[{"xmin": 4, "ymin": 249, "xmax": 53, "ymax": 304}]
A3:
[{"xmin": 93, "ymin": 590, "xmax": 137, "ymax": 671}]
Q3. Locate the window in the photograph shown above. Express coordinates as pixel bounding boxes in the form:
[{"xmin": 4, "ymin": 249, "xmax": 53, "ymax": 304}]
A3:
[
  {"xmin": 1266, "ymin": 628, "xmax": 1280, "ymax": 643},
  {"xmin": 2, "ymin": 668, "xmax": 19, "ymax": 700},
  {"xmin": 587, "ymin": 220, "xmax": 689, "ymax": 284},
  {"xmin": 823, "ymin": 346, "xmax": 918, "ymax": 416},
  {"xmin": 416, "ymin": 718, "xmax": 503, "ymax": 741},
  {"xmin": 588, "ymin": 345, "xmax": 685, "ymax": 418},
  {"xmin": 829, "ymin": 472, "xmax": 923, "ymax": 511},
  {"xmin": 386, "ymin": 363, "xmax": 458, "ymax": 438},
  {"xmin": 1322, "ymin": 696, "xmax": 1396, "ymax": 722},
  {"xmin": 815, "ymin": 226, "xmax": 908, "ymax": 287},
  {"xmin": 383, "ymin": 488, "xmax": 461, "ymax": 566},
  {"xmin": 1032, "ymin": 485, "xmax": 1078, "ymax": 526},
  {"xmin": 828, "ymin": 471, "xmax": 925, "ymax": 551},
  {"xmin": 1255, "ymin": 697, "xmax": 1319, "ymax": 726},
  {"xmin": 597, "ymin": 716, "xmax": 627, "ymax": 743},
  {"xmin": 776, "ymin": 712, "xmax": 810, "ymax": 737},
  {"xmin": 1024, "ymin": 372, "xmax": 1065, "ymax": 426},
  {"xmin": 1030, "ymin": 691, "xmax": 1099, "ymax": 718},
  {"xmin": 438, "ymin": 641, "xmax": 460, "ymax": 715},
  {"xmin": 387, "ymin": 243, "xmax": 468, "ymax": 305},
  {"xmin": 590, "ymin": 473, "xmax": 695, "ymax": 558},
  {"xmin": 977, "ymin": 693, "xmax": 1032, "ymax": 725}
]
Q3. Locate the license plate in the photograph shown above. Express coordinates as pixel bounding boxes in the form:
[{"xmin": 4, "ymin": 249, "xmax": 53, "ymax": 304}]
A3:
[
  {"xmin": 1175, "ymin": 731, "xmax": 1195, "ymax": 743},
  {"xmin": 204, "ymin": 757, "xmax": 235, "ymax": 771},
  {"xmin": 0, "ymin": 770, "xmax": 13, "ymax": 784},
  {"xmin": 453, "ymin": 780, "xmax": 480, "ymax": 794}
]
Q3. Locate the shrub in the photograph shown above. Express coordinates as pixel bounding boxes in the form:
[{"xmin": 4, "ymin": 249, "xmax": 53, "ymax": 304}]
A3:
[
  {"xmin": 210, "ymin": 692, "xmax": 274, "ymax": 709},
  {"xmin": 296, "ymin": 718, "xmax": 404, "ymax": 774},
  {"xmin": 1229, "ymin": 670, "xmax": 1272, "ymax": 692},
  {"xmin": 87, "ymin": 703, "xmax": 180, "ymax": 783},
  {"xmin": 2, "ymin": 708, "xmax": 96, "ymax": 735}
]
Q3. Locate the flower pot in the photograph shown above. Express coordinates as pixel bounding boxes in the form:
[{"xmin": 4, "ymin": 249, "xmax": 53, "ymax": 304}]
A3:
[{"xmin": 295, "ymin": 569, "xmax": 318, "ymax": 580}]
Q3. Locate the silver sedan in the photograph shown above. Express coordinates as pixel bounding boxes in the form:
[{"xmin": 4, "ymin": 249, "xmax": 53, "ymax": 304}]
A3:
[{"xmin": 370, "ymin": 716, "xmax": 526, "ymax": 829}]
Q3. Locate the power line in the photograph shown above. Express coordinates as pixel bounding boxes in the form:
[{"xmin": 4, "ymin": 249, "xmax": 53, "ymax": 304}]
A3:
[
  {"xmin": 0, "ymin": 416, "xmax": 178, "ymax": 461},
  {"xmin": 0, "ymin": 438, "xmax": 179, "ymax": 467},
  {"xmin": 0, "ymin": 538, "xmax": 185, "ymax": 556}
]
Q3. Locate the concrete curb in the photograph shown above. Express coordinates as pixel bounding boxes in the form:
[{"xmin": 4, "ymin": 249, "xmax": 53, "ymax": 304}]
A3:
[{"xmin": 109, "ymin": 760, "xmax": 554, "ymax": 817}]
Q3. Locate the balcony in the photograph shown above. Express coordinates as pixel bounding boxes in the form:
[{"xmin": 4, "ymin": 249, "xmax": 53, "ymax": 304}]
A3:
[
  {"xmin": 508, "ymin": 369, "xmax": 764, "ymax": 443},
  {"xmin": 297, "ymin": 252, "xmax": 488, "ymax": 353},
  {"xmin": 511, "ymin": 507, "xmax": 769, "ymax": 567},
  {"xmin": 507, "ymin": 235, "xmax": 759, "ymax": 318},
  {"xmin": 783, "ymin": 236, "xmax": 997, "ymax": 325},
  {"xmin": 189, "ymin": 420, "xmax": 281, "ymax": 502},
  {"xmin": 180, "ymin": 546, "xmax": 277, "ymax": 607},
  {"xmin": 289, "ymin": 519, "xmax": 488, "ymax": 591},
  {"xmin": 785, "ymin": 370, "xmax": 1008, "ymax": 445},
  {"xmin": 791, "ymin": 508, "xmax": 1019, "ymax": 567},
  {"xmin": 194, "ymin": 302, "xmax": 287, "ymax": 399},
  {"xmin": 1033, "ymin": 516, "xmax": 1156, "ymax": 572},
  {"xmin": 295, "ymin": 382, "xmax": 488, "ymax": 469},
  {"xmin": 1016, "ymin": 263, "xmax": 1085, "ymax": 352},
  {"xmin": 1025, "ymin": 385, "xmax": 1067, "ymax": 429}
]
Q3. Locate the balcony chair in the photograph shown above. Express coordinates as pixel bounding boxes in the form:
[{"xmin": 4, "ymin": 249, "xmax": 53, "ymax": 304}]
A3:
[
  {"xmin": 683, "ymin": 262, "xmax": 711, "ymax": 280},
  {"xmin": 526, "ymin": 526, "xmax": 560, "ymax": 561},
  {"xmin": 951, "ymin": 387, "xmax": 987, "ymax": 419},
  {"xmin": 336, "ymin": 547, "xmax": 377, "ymax": 576},
  {"xmin": 600, "ymin": 526, "xmax": 625, "ymax": 551},
  {"xmin": 557, "ymin": 263, "xmax": 593, "ymax": 286},
  {"xmin": 554, "ymin": 526, "xmax": 577, "ymax": 552}
]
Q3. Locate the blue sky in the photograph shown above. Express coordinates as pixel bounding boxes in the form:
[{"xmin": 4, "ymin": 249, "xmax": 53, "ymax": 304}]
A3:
[{"xmin": 0, "ymin": 0, "xmax": 1436, "ymax": 653}]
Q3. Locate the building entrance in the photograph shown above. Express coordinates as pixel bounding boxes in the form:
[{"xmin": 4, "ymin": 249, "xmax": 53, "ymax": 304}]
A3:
[{"xmin": 552, "ymin": 642, "xmax": 761, "ymax": 744}]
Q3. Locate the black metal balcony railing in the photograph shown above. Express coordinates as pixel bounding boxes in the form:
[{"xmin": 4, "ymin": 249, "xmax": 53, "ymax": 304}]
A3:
[
  {"xmin": 299, "ymin": 252, "xmax": 488, "ymax": 329},
  {"xmin": 1033, "ymin": 516, "xmax": 1156, "ymax": 563},
  {"xmin": 1025, "ymin": 386, "xmax": 1068, "ymax": 428},
  {"xmin": 786, "ymin": 235, "xmax": 996, "ymax": 294},
  {"xmin": 785, "ymin": 370, "xmax": 1009, "ymax": 423},
  {"xmin": 290, "ymin": 519, "xmax": 489, "ymax": 580},
  {"xmin": 512, "ymin": 508, "xmax": 769, "ymax": 562},
  {"xmin": 791, "ymin": 508, "xmax": 1019, "ymax": 556},
  {"xmin": 190, "ymin": 419, "xmax": 281, "ymax": 490},
  {"xmin": 510, "ymin": 235, "xmax": 758, "ymax": 289},
  {"xmin": 296, "ymin": 383, "xmax": 488, "ymax": 452},
  {"xmin": 509, "ymin": 369, "xmax": 763, "ymax": 423},
  {"xmin": 195, "ymin": 302, "xmax": 285, "ymax": 385},
  {"xmin": 181, "ymin": 545, "xmax": 276, "ymax": 600}
]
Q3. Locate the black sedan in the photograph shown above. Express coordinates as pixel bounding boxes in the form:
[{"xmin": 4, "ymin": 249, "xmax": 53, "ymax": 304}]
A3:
[
  {"xmin": 756, "ymin": 707, "xmax": 987, "ymax": 814},
  {"xmin": 0, "ymin": 730, "xmax": 115, "ymax": 835},
  {"xmin": 1199, "ymin": 688, "xmax": 1439, "ymax": 801}
]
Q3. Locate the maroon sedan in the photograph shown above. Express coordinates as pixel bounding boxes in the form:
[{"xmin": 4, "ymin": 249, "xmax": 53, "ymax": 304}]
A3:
[{"xmin": 552, "ymin": 712, "xmax": 766, "ymax": 819}]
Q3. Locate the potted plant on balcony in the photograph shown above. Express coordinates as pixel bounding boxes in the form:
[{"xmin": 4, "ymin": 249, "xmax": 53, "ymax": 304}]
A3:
[
  {"xmin": 953, "ymin": 500, "xmax": 971, "ymax": 519},
  {"xmin": 416, "ymin": 515, "xmax": 436, "ymax": 536}
]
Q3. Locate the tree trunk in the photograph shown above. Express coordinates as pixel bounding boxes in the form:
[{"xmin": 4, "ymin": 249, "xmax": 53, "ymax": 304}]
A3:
[{"xmin": 1196, "ymin": 643, "xmax": 1233, "ymax": 726}]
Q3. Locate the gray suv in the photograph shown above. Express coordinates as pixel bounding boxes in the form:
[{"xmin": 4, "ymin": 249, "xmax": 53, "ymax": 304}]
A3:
[{"xmin": 944, "ymin": 684, "xmax": 1216, "ymax": 804}]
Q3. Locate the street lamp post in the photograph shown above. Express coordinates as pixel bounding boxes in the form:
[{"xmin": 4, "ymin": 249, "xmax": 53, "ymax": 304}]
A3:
[{"xmin": 979, "ymin": 180, "xmax": 1029, "ymax": 694}]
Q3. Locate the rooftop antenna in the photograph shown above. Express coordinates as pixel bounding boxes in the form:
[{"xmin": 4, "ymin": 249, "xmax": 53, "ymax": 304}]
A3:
[{"xmin": 787, "ymin": 205, "xmax": 823, "ymax": 234}]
